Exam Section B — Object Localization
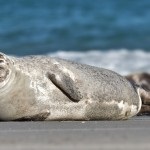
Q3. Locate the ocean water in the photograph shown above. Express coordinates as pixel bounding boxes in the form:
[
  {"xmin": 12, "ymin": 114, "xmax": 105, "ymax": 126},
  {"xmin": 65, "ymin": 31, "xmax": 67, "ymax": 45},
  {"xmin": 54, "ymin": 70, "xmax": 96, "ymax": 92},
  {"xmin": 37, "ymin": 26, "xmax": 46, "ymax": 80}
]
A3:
[{"xmin": 0, "ymin": 0, "xmax": 150, "ymax": 75}]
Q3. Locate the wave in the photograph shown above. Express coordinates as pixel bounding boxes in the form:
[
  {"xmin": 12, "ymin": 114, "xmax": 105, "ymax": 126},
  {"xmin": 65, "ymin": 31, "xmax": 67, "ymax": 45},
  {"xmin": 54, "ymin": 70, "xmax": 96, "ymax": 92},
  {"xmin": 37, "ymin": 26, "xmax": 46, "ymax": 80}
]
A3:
[{"xmin": 49, "ymin": 49, "xmax": 150, "ymax": 75}]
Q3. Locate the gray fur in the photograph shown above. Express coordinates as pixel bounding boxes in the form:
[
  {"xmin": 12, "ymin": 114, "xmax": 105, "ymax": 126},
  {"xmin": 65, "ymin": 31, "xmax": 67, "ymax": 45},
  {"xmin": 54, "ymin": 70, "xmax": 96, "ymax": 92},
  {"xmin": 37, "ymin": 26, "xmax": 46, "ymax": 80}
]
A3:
[{"xmin": 0, "ymin": 53, "xmax": 141, "ymax": 120}]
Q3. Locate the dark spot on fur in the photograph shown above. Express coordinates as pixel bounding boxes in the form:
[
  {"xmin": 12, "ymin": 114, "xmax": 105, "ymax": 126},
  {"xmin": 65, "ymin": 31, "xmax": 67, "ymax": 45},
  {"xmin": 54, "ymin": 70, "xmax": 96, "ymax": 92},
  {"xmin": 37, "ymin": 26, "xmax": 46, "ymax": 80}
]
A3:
[{"xmin": 125, "ymin": 111, "xmax": 130, "ymax": 117}]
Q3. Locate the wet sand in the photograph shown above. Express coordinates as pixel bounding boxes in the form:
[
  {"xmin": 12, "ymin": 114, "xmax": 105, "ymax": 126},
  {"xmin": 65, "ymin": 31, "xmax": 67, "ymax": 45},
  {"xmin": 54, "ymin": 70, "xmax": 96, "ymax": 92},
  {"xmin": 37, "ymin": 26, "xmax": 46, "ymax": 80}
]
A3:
[{"xmin": 0, "ymin": 116, "xmax": 149, "ymax": 150}]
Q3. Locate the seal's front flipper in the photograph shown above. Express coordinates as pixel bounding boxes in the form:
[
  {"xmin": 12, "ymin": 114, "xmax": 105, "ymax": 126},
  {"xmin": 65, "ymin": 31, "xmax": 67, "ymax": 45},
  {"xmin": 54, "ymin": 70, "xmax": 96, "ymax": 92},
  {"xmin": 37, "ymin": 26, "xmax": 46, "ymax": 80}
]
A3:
[{"xmin": 47, "ymin": 71, "xmax": 82, "ymax": 102}]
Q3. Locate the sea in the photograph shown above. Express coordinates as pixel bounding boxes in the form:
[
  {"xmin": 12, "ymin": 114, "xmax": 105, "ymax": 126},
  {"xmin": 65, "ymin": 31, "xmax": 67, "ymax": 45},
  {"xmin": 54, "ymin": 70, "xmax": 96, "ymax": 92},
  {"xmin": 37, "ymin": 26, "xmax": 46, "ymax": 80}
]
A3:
[{"xmin": 0, "ymin": 0, "xmax": 150, "ymax": 75}]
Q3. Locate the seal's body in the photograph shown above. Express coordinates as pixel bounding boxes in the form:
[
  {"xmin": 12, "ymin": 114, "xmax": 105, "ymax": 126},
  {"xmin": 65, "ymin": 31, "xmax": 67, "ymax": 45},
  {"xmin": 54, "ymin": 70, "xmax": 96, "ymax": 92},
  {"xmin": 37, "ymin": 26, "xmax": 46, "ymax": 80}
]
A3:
[{"xmin": 0, "ymin": 53, "xmax": 141, "ymax": 120}]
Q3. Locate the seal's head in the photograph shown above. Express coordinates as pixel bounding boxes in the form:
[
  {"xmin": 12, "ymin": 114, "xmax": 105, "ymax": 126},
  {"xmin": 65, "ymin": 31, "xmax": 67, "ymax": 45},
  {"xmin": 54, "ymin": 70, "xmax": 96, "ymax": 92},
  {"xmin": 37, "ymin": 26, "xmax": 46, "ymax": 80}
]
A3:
[{"xmin": 0, "ymin": 53, "xmax": 14, "ymax": 89}]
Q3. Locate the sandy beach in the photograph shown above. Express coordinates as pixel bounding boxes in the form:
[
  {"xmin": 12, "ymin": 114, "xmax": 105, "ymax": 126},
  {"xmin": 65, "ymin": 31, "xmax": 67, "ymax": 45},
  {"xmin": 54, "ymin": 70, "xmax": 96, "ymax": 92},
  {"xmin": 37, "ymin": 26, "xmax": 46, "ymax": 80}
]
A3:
[{"xmin": 0, "ymin": 116, "xmax": 149, "ymax": 150}]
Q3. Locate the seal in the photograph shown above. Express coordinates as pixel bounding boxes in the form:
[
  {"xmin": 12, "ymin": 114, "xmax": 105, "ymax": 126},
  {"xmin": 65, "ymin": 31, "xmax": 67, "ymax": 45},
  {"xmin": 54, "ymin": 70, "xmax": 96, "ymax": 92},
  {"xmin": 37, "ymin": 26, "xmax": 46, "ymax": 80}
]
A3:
[
  {"xmin": 125, "ymin": 73, "xmax": 150, "ymax": 115},
  {"xmin": 0, "ymin": 52, "xmax": 142, "ymax": 121}
]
